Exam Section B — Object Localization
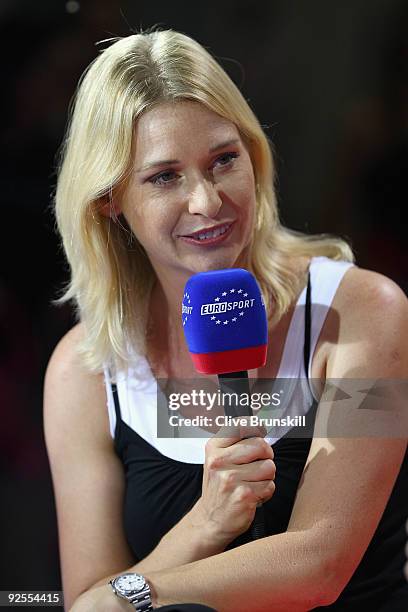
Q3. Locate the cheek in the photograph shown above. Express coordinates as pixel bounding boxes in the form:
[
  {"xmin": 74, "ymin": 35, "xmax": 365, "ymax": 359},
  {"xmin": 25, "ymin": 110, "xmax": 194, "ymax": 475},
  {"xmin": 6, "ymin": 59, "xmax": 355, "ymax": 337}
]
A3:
[
  {"xmin": 128, "ymin": 206, "xmax": 177, "ymax": 250},
  {"xmin": 225, "ymin": 171, "xmax": 256, "ymax": 215},
  {"xmin": 122, "ymin": 190, "xmax": 169, "ymax": 234},
  {"xmin": 223, "ymin": 162, "xmax": 255, "ymax": 194}
]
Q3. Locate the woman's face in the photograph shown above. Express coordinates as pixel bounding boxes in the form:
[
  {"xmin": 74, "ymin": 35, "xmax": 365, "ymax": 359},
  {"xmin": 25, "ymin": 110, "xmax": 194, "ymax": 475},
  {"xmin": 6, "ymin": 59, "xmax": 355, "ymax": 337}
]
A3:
[{"xmin": 118, "ymin": 100, "xmax": 257, "ymax": 280}]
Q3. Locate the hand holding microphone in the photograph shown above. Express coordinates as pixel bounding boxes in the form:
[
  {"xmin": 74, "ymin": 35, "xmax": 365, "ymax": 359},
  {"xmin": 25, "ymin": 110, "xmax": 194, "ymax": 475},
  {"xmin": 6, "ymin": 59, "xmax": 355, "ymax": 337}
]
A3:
[
  {"xmin": 182, "ymin": 268, "xmax": 274, "ymax": 541},
  {"xmin": 196, "ymin": 424, "xmax": 276, "ymax": 549}
]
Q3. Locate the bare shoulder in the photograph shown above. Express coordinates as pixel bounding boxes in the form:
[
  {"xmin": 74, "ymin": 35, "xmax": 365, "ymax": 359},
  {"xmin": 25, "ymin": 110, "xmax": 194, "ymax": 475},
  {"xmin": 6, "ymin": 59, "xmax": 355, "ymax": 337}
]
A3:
[
  {"xmin": 326, "ymin": 266, "xmax": 408, "ymax": 378},
  {"xmin": 332, "ymin": 266, "xmax": 407, "ymax": 313},
  {"xmin": 44, "ymin": 322, "xmax": 112, "ymax": 447},
  {"xmin": 46, "ymin": 321, "xmax": 97, "ymax": 383},
  {"xmin": 45, "ymin": 321, "xmax": 89, "ymax": 380}
]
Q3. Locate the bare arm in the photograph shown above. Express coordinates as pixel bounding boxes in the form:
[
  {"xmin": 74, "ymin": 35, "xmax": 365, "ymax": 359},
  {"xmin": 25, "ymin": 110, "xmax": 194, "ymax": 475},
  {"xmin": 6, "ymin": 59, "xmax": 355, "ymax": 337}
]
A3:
[
  {"xmin": 43, "ymin": 325, "xmax": 224, "ymax": 611},
  {"xmin": 84, "ymin": 268, "xmax": 406, "ymax": 612},
  {"xmin": 91, "ymin": 497, "xmax": 225, "ymax": 584}
]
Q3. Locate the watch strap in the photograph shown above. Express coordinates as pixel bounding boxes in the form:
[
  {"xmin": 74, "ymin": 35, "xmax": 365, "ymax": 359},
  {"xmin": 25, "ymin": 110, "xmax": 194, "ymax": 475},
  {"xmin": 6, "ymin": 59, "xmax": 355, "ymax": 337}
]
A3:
[{"xmin": 128, "ymin": 587, "xmax": 153, "ymax": 611}]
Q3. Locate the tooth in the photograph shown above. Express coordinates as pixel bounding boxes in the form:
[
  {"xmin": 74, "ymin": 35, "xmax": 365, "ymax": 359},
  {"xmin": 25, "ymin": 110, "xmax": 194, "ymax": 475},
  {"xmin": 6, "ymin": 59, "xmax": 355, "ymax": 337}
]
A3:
[{"xmin": 190, "ymin": 224, "xmax": 231, "ymax": 240}]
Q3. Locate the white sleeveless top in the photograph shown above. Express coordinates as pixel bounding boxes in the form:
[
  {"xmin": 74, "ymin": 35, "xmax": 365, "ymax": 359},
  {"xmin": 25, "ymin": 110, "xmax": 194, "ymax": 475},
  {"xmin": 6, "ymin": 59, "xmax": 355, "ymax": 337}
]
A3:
[{"xmin": 103, "ymin": 256, "xmax": 354, "ymax": 464}]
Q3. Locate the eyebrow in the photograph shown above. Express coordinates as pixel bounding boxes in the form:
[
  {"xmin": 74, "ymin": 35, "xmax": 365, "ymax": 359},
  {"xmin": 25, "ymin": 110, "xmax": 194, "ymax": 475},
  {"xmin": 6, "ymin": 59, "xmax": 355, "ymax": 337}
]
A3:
[{"xmin": 136, "ymin": 138, "xmax": 241, "ymax": 173}]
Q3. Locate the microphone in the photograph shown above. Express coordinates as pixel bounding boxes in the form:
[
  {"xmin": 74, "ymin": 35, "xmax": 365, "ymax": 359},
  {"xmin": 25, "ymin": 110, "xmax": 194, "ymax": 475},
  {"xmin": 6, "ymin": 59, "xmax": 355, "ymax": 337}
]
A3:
[{"xmin": 182, "ymin": 268, "xmax": 268, "ymax": 540}]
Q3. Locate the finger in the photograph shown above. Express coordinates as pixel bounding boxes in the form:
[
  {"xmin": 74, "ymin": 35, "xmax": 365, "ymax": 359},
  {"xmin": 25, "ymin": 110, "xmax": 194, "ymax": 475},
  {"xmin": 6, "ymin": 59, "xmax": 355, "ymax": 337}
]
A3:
[
  {"xmin": 221, "ymin": 438, "xmax": 274, "ymax": 464},
  {"xmin": 232, "ymin": 479, "xmax": 276, "ymax": 505},
  {"xmin": 240, "ymin": 422, "xmax": 267, "ymax": 439},
  {"xmin": 212, "ymin": 422, "xmax": 267, "ymax": 447},
  {"xmin": 234, "ymin": 458, "xmax": 276, "ymax": 481}
]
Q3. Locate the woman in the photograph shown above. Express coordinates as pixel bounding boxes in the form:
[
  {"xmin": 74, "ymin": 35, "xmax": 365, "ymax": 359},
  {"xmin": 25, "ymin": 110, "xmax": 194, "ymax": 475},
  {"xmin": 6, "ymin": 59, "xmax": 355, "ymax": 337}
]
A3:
[{"xmin": 44, "ymin": 29, "xmax": 408, "ymax": 611}]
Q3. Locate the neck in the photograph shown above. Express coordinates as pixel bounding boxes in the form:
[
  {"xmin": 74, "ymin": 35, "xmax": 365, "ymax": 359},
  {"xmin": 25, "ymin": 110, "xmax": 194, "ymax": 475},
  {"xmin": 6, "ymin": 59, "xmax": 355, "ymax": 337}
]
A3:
[{"xmin": 148, "ymin": 276, "xmax": 186, "ymax": 351}]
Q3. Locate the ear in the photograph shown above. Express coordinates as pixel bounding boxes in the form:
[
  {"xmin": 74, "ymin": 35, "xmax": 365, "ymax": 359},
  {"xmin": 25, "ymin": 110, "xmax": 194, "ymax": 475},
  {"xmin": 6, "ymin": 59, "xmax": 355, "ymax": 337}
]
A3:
[{"xmin": 98, "ymin": 197, "xmax": 122, "ymax": 218}]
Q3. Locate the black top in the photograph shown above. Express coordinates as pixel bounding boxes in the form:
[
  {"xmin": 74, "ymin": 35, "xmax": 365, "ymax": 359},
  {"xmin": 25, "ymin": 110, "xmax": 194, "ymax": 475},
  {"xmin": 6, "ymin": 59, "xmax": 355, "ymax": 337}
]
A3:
[{"xmin": 111, "ymin": 273, "xmax": 407, "ymax": 610}]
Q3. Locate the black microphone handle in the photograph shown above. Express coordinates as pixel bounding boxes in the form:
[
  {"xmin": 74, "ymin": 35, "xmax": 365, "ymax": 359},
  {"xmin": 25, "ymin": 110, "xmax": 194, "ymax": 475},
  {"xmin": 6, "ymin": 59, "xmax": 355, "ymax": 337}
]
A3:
[{"xmin": 217, "ymin": 371, "xmax": 266, "ymax": 541}]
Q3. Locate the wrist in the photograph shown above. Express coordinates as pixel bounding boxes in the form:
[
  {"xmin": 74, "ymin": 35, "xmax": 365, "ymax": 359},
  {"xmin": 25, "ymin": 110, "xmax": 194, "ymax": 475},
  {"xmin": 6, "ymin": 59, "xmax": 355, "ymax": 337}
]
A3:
[
  {"xmin": 71, "ymin": 585, "xmax": 130, "ymax": 612},
  {"xmin": 109, "ymin": 572, "xmax": 154, "ymax": 611},
  {"xmin": 143, "ymin": 574, "xmax": 159, "ymax": 609},
  {"xmin": 190, "ymin": 498, "xmax": 229, "ymax": 553}
]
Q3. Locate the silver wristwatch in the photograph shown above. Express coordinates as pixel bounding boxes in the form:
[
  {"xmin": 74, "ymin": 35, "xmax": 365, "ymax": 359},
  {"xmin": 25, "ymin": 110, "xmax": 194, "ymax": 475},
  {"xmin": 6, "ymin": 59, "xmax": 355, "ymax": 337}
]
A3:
[{"xmin": 109, "ymin": 572, "xmax": 153, "ymax": 610}]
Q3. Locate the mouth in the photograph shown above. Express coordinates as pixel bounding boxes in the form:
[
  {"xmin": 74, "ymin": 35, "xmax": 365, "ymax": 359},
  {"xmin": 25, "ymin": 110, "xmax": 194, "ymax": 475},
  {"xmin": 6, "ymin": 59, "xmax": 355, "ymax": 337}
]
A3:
[{"xmin": 178, "ymin": 222, "xmax": 235, "ymax": 246}]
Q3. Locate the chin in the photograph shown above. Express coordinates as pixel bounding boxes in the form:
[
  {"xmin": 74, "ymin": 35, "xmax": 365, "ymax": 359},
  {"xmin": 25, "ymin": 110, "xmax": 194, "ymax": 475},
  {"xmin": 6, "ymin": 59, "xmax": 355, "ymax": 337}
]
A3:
[{"xmin": 190, "ymin": 251, "xmax": 243, "ymax": 274}]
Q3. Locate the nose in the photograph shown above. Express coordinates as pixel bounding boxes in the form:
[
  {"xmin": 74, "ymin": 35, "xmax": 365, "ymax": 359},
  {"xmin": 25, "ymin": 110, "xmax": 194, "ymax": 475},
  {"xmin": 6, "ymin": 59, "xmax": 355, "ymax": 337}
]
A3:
[{"xmin": 188, "ymin": 177, "xmax": 222, "ymax": 218}]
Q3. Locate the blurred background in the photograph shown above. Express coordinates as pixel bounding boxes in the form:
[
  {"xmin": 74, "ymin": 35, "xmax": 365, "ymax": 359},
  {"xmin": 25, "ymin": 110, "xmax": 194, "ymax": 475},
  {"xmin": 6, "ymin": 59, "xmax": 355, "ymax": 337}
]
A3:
[{"xmin": 0, "ymin": 0, "xmax": 407, "ymax": 603}]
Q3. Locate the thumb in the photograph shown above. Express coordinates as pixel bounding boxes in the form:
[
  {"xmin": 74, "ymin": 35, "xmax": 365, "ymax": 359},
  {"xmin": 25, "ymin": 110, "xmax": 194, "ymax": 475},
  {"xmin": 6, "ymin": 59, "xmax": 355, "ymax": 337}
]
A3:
[{"xmin": 214, "ymin": 419, "xmax": 267, "ymax": 445}]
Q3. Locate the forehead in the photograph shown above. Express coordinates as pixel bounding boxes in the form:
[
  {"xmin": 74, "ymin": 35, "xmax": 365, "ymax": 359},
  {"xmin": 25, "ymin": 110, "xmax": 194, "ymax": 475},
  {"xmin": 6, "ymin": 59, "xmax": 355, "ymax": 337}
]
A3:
[{"xmin": 133, "ymin": 101, "xmax": 240, "ymax": 158}]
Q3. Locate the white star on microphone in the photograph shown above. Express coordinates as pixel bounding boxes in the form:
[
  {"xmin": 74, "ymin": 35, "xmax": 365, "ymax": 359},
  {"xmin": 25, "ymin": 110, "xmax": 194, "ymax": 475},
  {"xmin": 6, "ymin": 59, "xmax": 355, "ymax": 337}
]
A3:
[
  {"xmin": 214, "ymin": 297, "xmax": 220, "ymax": 302},
  {"xmin": 230, "ymin": 288, "xmax": 235, "ymax": 293},
  {"xmin": 222, "ymin": 292, "xmax": 227, "ymax": 296},
  {"xmin": 239, "ymin": 311, "xmax": 244, "ymax": 316},
  {"xmin": 211, "ymin": 316, "xmax": 216, "ymax": 320},
  {"xmin": 232, "ymin": 317, "xmax": 237, "ymax": 322},
  {"xmin": 216, "ymin": 320, "xmax": 221, "ymax": 324},
  {"xmin": 243, "ymin": 293, "xmax": 248, "ymax": 297},
  {"xmin": 223, "ymin": 320, "xmax": 229, "ymax": 325},
  {"xmin": 238, "ymin": 289, "xmax": 243, "ymax": 294}
]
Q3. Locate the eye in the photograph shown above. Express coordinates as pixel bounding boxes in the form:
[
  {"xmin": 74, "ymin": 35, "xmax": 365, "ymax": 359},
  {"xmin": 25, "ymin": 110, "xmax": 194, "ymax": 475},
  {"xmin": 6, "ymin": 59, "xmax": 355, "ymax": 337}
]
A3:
[
  {"xmin": 148, "ymin": 170, "xmax": 178, "ymax": 186},
  {"xmin": 147, "ymin": 152, "xmax": 239, "ymax": 187},
  {"xmin": 213, "ymin": 152, "xmax": 239, "ymax": 169}
]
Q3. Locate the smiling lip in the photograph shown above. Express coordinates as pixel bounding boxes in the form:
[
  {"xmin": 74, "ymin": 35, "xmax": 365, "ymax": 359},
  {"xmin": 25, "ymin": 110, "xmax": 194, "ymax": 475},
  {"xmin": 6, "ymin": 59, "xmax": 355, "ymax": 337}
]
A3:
[{"xmin": 178, "ymin": 222, "xmax": 235, "ymax": 246}]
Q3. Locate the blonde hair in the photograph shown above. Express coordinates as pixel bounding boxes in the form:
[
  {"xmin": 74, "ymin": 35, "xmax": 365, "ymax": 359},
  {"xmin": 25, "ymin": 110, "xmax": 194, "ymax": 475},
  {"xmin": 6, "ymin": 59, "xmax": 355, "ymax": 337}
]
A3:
[{"xmin": 54, "ymin": 28, "xmax": 354, "ymax": 374}]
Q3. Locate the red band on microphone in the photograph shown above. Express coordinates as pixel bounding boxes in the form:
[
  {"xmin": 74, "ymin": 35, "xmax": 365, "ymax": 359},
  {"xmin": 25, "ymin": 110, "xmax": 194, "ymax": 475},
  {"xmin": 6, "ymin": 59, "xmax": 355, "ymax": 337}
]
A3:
[{"xmin": 190, "ymin": 344, "xmax": 267, "ymax": 374}]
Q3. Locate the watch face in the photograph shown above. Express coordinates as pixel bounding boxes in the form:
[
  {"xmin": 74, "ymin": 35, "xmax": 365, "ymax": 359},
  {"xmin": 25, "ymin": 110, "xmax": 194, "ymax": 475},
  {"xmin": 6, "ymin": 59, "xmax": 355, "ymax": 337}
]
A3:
[{"xmin": 116, "ymin": 573, "xmax": 145, "ymax": 594}]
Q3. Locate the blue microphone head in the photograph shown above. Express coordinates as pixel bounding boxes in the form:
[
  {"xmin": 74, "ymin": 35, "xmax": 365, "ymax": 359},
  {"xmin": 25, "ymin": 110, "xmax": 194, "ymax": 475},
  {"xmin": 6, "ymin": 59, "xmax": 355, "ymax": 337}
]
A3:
[{"xmin": 182, "ymin": 268, "xmax": 268, "ymax": 374}]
